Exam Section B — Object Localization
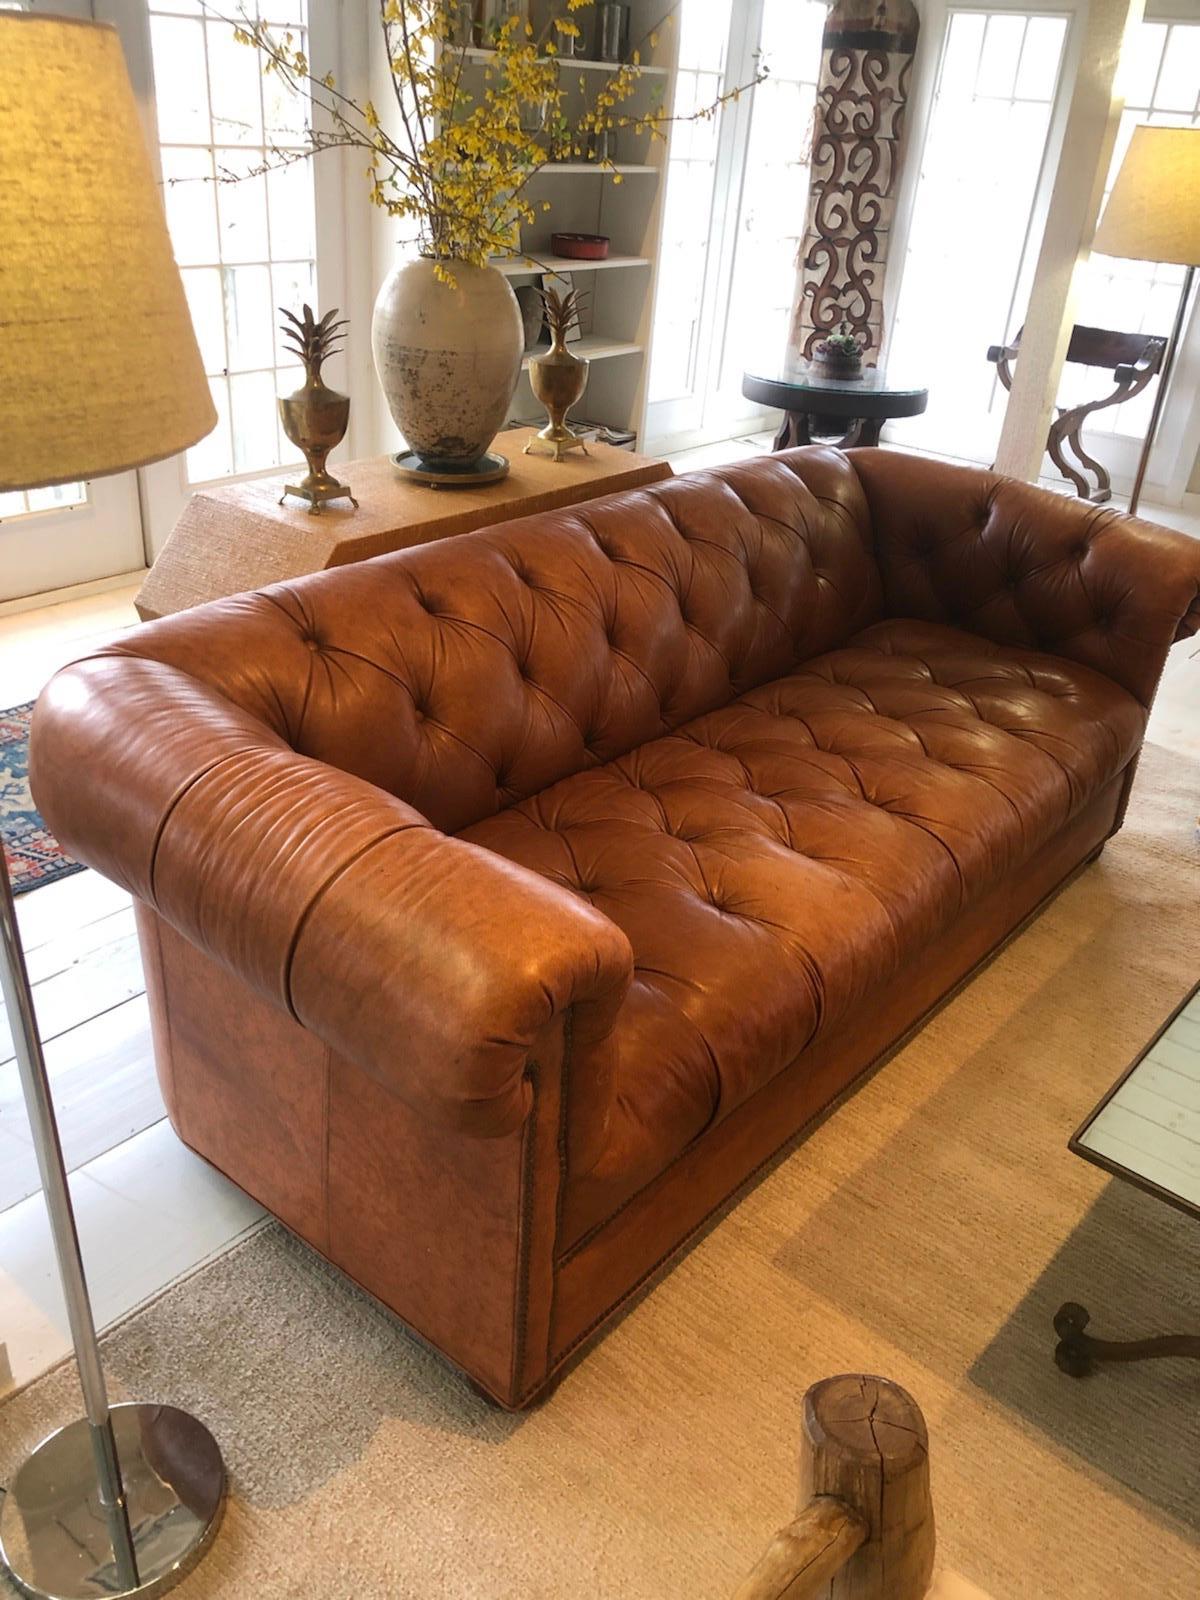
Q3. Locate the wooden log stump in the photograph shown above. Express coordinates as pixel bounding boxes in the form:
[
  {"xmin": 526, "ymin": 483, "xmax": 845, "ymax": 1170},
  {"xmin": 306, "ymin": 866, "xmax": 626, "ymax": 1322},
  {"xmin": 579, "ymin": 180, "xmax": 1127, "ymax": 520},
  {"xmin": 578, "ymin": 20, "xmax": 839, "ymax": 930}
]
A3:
[{"xmin": 735, "ymin": 1374, "xmax": 935, "ymax": 1600}]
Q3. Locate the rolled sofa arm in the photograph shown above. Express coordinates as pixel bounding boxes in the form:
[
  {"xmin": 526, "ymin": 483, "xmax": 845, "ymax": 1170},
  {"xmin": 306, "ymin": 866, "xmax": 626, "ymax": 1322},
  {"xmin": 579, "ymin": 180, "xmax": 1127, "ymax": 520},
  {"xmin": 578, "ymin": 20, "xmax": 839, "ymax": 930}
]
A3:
[
  {"xmin": 31, "ymin": 652, "xmax": 634, "ymax": 1140},
  {"xmin": 847, "ymin": 447, "xmax": 1200, "ymax": 707}
]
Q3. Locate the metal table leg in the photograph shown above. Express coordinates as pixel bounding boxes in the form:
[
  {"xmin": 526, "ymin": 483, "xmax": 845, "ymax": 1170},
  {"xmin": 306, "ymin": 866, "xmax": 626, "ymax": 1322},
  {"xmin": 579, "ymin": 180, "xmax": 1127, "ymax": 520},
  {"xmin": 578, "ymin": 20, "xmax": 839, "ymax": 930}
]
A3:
[{"xmin": 1053, "ymin": 1301, "xmax": 1200, "ymax": 1378}]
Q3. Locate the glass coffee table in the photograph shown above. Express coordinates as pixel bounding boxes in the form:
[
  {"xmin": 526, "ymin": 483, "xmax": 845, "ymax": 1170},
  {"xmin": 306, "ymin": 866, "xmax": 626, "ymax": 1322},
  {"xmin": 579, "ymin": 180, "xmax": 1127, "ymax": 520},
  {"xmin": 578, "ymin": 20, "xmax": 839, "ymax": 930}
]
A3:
[
  {"xmin": 741, "ymin": 361, "xmax": 928, "ymax": 449},
  {"xmin": 1054, "ymin": 980, "xmax": 1200, "ymax": 1376}
]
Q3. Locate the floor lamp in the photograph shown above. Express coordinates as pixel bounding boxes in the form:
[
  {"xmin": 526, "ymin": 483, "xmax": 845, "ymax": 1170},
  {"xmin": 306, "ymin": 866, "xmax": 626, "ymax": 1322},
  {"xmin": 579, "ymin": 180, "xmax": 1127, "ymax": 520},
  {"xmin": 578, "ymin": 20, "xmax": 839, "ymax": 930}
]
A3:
[
  {"xmin": 1091, "ymin": 125, "xmax": 1200, "ymax": 516},
  {"xmin": 0, "ymin": 16, "xmax": 225, "ymax": 1599}
]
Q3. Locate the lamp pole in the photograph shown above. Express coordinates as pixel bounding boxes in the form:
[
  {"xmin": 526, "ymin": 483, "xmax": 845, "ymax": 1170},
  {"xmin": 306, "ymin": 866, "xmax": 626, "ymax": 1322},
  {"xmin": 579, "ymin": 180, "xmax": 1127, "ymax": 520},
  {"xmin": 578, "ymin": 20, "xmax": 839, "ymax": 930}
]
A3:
[
  {"xmin": 0, "ymin": 836, "xmax": 228, "ymax": 1600},
  {"xmin": 0, "ymin": 854, "xmax": 140, "ymax": 1590},
  {"xmin": 1128, "ymin": 265, "xmax": 1195, "ymax": 516}
]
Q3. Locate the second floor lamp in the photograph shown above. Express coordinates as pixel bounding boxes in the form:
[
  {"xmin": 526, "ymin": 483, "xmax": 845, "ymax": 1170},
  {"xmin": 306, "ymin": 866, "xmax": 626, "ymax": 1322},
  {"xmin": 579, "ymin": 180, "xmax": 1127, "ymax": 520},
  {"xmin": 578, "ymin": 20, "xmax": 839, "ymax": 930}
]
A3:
[{"xmin": 1092, "ymin": 125, "xmax": 1200, "ymax": 515}]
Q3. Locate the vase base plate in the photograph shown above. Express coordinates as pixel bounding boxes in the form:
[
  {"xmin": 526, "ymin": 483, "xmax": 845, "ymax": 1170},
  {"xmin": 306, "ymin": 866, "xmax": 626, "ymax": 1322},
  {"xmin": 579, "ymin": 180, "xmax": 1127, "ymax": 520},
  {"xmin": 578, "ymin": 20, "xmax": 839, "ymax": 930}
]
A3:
[{"xmin": 390, "ymin": 451, "xmax": 510, "ymax": 488}]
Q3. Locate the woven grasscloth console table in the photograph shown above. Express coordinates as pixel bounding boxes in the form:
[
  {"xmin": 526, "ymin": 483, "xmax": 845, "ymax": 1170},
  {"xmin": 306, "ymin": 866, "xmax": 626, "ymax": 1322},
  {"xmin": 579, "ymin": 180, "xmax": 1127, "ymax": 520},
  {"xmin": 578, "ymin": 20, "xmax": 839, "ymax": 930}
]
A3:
[{"xmin": 135, "ymin": 426, "xmax": 671, "ymax": 620}]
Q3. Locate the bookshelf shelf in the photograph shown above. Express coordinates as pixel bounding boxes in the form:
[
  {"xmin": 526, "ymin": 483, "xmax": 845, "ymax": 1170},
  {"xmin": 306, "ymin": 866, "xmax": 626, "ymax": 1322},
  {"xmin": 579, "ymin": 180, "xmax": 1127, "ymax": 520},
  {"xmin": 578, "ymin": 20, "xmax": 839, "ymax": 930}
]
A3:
[
  {"xmin": 461, "ymin": 47, "xmax": 668, "ymax": 76},
  {"xmin": 492, "ymin": 254, "xmax": 651, "ymax": 276},
  {"xmin": 521, "ymin": 336, "xmax": 643, "ymax": 370}
]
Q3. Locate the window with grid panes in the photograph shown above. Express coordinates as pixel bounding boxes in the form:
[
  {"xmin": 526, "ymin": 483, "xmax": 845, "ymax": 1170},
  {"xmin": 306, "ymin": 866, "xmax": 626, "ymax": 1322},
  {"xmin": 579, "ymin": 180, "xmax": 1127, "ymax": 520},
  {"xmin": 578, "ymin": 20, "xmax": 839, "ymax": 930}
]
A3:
[
  {"xmin": 886, "ymin": 10, "xmax": 1071, "ymax": 459},
  {"xmin": 1062, "ymin": 19, "xmax": 1200, "ymax": 440},
  {"xmin": 0, "ymin": 480, "xmax": 88, "ymax": 525},
  {"xmin": 648, "ymin": 0, "xmax": 734, "ymax": 402},
  {"xmin": 148, "ymin": 1, "xmax": 316, "ymax": 485},
  {"xmin": 718, "ymin": 0, "xmax": 825, "ymax": 388},
  {"xmin": 650, "ymin": 0, "xmax": 826, "ymax": 408}
]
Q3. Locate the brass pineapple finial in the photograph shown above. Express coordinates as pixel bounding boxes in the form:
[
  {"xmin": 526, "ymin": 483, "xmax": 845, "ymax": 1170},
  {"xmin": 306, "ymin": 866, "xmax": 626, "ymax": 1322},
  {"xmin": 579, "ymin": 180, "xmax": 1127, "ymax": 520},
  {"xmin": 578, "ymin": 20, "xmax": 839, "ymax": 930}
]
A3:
[
  {"xmin": 277, "ymin": 304, "xmax": 358, "ymax": 513},
  {"xmin": 537, "ymin": 285, "xmax": 586, "ymax": 349},
  {"xmin": 279, "ymin": 303, "xmax": 349, "ymax": 386}
]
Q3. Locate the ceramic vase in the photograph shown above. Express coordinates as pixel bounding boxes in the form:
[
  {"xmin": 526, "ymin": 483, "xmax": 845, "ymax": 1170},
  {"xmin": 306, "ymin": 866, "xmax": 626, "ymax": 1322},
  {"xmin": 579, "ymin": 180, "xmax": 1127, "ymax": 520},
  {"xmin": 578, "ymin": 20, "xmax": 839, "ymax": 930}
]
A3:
[{"xmin": 371, "ymin": 258, "xmax": 524, "ymax": 469}]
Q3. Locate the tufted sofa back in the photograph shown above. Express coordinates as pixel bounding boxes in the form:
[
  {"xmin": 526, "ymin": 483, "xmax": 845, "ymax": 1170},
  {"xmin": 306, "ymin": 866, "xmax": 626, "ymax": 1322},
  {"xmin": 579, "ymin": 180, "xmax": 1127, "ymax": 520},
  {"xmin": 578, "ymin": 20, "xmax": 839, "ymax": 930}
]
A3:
[
  {"xmin": 847, "ymin": 447, "xmax": 1200, "ymax": 707},
  {"xmin": 114, "ymin": 448, "xmax": 883, "ymax": 833}
]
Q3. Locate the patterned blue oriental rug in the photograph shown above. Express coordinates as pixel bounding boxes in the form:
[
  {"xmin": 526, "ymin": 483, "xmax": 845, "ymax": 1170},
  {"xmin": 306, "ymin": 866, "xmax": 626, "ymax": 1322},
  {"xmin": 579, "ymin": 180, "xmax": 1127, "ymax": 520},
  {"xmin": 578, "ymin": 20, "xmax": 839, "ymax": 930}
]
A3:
[{"xmin": 0, "ymin": 701, "xmax": 84, "ymax": 894}]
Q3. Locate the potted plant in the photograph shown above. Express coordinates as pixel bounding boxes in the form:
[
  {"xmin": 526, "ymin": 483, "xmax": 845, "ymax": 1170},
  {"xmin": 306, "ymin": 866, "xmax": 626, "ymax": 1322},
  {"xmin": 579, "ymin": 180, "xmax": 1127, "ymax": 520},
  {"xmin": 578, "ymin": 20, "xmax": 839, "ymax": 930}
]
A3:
[
  {"xmin": 810, "ymin": 320, "xmax": 865, "ymax": 382},
  {"xmin": 232, "ymin": 3, "xmax": 764, "ymax": 474}
]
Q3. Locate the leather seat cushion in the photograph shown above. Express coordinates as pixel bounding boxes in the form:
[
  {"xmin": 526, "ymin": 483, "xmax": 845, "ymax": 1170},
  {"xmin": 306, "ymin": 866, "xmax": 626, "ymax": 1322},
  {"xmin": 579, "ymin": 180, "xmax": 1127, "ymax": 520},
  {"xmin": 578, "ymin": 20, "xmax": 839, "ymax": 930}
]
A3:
[{"xmin": 461, "ymin": 618, "xmax": 1145, "ymax": 1223}]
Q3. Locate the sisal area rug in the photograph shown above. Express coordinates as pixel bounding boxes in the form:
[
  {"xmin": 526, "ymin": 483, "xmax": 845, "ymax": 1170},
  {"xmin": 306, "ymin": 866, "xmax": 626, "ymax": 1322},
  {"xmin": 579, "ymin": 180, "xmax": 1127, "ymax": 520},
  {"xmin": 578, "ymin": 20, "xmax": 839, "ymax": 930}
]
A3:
[
  {"xmin": 0, "ymin": 701, "xmax": 82, "ymax": 894},
  {"xmin": 2, "ymin": 735, "xmax": 1198, "ymax": 1596}
]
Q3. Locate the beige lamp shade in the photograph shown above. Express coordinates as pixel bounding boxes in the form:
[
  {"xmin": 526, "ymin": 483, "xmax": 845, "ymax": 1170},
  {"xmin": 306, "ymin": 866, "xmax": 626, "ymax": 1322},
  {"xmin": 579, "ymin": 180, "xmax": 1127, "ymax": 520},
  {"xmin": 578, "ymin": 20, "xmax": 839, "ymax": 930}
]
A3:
[
  {"xmin": 1092, "ymin": 125, "xmax": 1200, "ymax": 267},
  {"xmin": 0, "ymin": 14, "xmax": 215, "ymax": 492}
]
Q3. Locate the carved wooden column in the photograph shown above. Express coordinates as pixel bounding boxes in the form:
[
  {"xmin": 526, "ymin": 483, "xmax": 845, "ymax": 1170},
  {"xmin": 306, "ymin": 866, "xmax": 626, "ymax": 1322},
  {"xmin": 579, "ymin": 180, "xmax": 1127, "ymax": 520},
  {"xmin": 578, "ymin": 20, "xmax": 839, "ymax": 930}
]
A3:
[{"xmin": 790, "ymin": 0, "xmax": 920, "ymax": 366}]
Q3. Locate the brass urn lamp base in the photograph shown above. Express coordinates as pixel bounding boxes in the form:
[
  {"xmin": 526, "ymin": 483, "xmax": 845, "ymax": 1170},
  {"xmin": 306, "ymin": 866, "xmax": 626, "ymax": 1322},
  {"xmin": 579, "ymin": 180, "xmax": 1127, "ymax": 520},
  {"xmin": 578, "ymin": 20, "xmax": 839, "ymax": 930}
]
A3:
[
  {"xmin": 527, "ymin": 284, "xmax": 591, "ymax": 466},
  {"xmin": 277, "ymin": 304, "xmax": 357, "ymax": 515},
  {"xmin": 523, "ymin": 423, "xmax": 590, "ymax": 463}
]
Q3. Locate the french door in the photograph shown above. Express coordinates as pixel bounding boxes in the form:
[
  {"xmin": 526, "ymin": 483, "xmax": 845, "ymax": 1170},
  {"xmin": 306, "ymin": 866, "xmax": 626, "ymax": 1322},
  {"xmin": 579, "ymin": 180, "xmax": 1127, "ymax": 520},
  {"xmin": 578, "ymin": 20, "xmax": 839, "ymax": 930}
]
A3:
[
  {"xmin": 885, "ymin": 3, "xmax": 1076, "ymax": 464},
  {"xmin": 886, "ymin": 0, "xmax": 1200, "ymax": 502},
  {"xmin": 1065, "ymin": 12, "xmax": 1200, "ymax": 501},
  {"xmin": 645, "ymin": 0, "xmax": 828, "ymax": 453}
]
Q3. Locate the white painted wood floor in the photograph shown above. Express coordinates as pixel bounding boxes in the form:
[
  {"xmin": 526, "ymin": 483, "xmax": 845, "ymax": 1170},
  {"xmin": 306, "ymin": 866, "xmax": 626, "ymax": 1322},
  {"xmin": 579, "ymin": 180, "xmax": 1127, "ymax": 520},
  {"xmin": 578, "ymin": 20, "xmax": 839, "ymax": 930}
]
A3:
[{"xmin": 0, "ymin": 440, "xmax": 1196, "ymax": 1404}]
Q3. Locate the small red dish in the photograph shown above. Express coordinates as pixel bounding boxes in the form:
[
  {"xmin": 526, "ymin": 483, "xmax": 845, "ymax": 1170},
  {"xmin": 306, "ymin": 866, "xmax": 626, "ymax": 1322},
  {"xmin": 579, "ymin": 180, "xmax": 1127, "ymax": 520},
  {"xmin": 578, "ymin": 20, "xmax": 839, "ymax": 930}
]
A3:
[{"xmin": 551, "ymin": 232, "xmax": 610, "ymax": 261}]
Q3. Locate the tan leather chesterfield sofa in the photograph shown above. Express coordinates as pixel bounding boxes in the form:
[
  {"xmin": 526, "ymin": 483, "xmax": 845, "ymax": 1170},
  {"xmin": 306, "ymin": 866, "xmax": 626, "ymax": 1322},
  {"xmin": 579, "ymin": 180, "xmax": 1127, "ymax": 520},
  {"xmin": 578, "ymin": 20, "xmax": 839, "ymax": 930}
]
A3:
[{"xmin": 32, "ymin": 448, "xmax": 1200, "ymax": 1408}]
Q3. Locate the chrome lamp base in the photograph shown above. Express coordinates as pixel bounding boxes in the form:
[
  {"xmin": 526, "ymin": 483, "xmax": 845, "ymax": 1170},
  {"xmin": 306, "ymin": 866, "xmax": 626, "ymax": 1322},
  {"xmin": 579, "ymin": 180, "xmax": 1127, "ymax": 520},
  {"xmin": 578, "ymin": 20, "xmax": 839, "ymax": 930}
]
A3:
[{"xmin": 0, "ymin": 1404, "xmax": 225, "ymax": 1599}]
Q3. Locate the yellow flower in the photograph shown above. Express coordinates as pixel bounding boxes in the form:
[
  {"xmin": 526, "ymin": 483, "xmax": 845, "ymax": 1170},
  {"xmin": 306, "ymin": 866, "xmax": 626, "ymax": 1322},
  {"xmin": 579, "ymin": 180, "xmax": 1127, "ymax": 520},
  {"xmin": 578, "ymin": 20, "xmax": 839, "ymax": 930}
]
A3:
[{"xmin": 233, "ymin": 0, "xmax": 762, "ymax": 267}]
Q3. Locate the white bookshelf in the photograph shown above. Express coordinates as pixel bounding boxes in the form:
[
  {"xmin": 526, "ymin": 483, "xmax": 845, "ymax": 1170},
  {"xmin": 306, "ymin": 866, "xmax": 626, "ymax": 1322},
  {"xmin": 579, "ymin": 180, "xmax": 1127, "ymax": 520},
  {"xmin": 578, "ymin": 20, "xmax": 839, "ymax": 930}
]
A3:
[{"xmin": 454, "ymin": 1, "xmax": 678, "ymax": 447}]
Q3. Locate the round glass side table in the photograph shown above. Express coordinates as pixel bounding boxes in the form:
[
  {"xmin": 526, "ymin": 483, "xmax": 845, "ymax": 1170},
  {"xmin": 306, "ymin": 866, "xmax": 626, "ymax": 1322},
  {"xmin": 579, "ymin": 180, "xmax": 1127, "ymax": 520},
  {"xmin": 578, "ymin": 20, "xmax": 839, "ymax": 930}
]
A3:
[{"xmin": 742, "ymin": 362, "xmax": 929, "ymax": 449}]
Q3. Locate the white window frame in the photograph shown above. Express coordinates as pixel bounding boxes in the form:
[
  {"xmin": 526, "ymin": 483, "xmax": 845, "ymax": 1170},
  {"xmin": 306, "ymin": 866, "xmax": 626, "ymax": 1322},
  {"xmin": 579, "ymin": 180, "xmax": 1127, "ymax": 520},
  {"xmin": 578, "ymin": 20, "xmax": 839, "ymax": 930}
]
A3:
[{"xmin": 646, "ymin": 0, "xmax": 782, "ymax": 454}]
